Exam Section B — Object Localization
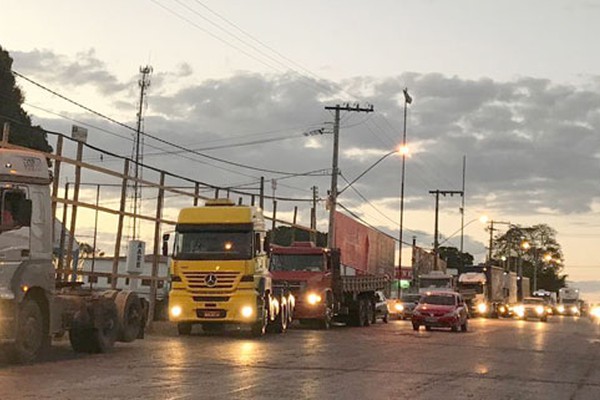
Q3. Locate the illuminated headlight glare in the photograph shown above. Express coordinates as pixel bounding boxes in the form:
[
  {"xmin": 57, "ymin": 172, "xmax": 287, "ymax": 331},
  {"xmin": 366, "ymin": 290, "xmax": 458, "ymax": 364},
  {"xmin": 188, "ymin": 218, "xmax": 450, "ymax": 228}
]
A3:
[
  {"xmin": 477, "ymin": 303, "xmax": 488, "ymax": 314},
  {"xmin": 307, "ymin": 293, "xmax": 322, "ymax": 305},
  {"xmin": 170, "ymin": 305, "xmax": 182, "ymax": 318},
  {"xmin": 590, "ymin": 307, "xmax": 600, "ymax": 318},
  {"xmin": 499, "ymin": 306, "xmax": 506, "ymax": 313},
  {"xmin": 535, "ymin": 306, "xmax": 544, "ymax": 315},
  {"xmin": 241, "ymin": 306, "xmax": 253, "ymax": 318},
  {"xmin": 395, "ymin": 304, "xmax": 404, "ymax": 312},
  {"xmin": 557, "ymin": 305, "xmax": 565, "ymax": 314},
  {"xmin": 571, "ymin": 306, "xmax": 579, "ymax": 314},
  {"xmin": 514, "ymin": 306, "xmax": 525, "ymax": 317}
]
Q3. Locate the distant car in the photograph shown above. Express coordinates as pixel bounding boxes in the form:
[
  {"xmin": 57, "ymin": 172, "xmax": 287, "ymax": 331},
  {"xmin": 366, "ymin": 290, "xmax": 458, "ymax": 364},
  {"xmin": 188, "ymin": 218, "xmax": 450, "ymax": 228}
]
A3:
[
  {"xmin": 393, "ymin": 293, "xmax": 422, "ymax": 319},
  {"xmin": 372, "ymin": 291, "xmax": 389, "ymax": 323},
  {"xmin": 411, "ymin": 292, "xmax": 468, "ymax": 332},
  {"xmin": 556, "ymin": 301, "xmax": 581, "ymax": 316},
  {"xmin": 513, "ymin": 297, "xmax": 549, "ymax": 322},
  {"xmin": 589, "ymin": 304, "xmax": 600, "ymax": 321}
]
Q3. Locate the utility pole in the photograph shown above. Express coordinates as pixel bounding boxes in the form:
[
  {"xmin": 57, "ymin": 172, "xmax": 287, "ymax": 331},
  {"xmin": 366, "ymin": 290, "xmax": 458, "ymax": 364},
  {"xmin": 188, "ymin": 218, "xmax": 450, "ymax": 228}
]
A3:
[
  {"xmin": 132, "ymin": 65, "xmax": 152, "ymax": 240},
  {"xmin": 487, "ymin": 220, "xmax": 511, "ymax": 263},
  {"xmin": 310, "ymin": 186, "xmax": 318, "ymax": 243},
  {"xmin": 460, "ymin": 156, "xmax": 466, "ymax": 257},
  {"xmin": 398, "ymin": 88, "xmax": 412, "ymax": 294},
  {"xmin": 429, "ymin": 189, "xmax": 463, "ymax": 270},
  {"xmin": 325, "ymin": 103, "xmax": 374, "ymax": 249}
]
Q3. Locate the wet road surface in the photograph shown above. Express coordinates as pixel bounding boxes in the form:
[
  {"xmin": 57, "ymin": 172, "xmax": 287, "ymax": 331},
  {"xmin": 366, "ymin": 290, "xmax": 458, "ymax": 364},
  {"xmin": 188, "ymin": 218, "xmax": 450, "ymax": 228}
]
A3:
[{"xmin": 1, "ymin": 316, "xmax": 599, "ymax": 399}]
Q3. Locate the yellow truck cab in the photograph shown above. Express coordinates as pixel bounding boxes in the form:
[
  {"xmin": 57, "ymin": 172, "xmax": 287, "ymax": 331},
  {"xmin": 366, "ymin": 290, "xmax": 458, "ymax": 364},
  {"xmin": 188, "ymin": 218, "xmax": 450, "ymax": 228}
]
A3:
[{"xmin": 166, "ymin": 199, "xmax": 293, "ymax": 336}]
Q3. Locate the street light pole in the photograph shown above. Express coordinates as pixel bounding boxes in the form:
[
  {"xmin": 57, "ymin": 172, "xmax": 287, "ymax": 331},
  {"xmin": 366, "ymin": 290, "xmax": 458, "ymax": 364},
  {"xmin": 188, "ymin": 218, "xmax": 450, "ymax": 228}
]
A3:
[{"xmin": 399, "ymin": 88, "xmax": 412, "ymax": 296}]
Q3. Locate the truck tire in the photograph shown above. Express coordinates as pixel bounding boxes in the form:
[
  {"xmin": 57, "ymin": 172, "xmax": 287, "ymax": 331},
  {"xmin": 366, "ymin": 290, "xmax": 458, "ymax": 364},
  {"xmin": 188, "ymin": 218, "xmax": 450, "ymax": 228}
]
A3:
[
  {"xmin": 358, "ymin": 297, "xmax": 370, "ymax": 327},
  {"xmin": 251, "ymin": 301, "xmax": 268, "ymax": 337},
  {"xmin": 115, "ymin": 291, "xmax": 142, "ymax": 343},
  {"xmin": 177, "ymin": 323, "xmax": 193, "ymax": 335},
  {"xmin": 271, "ymin": 302, "xmax": 288, "ymax": 334},
  {"xmin": 89, "ymin": 299, "xmax": 119, "ymax": 353},
  {"xmin": 69, "ymin": 326, "xmax": 95, "ymax": 353},
  {"xmin": 412, "ymin": 323, "xmax": 419, "ymax": 331},
  {"xmin": 10, "ymin": 298, "xmax": 47, "ymax": 363}
]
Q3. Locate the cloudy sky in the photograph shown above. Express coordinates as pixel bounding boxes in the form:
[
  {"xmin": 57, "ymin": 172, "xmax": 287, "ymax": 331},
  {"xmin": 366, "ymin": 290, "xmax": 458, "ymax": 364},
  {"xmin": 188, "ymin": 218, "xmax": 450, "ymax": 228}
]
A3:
[{"xmin": 2, "ymin": 1, "xmax": 599, "ymax": 295}]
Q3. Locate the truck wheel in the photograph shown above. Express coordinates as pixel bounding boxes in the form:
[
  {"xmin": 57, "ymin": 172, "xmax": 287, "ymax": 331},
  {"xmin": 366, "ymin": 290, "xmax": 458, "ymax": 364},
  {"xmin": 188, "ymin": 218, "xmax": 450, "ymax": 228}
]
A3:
[
  {"xmin": 272, "ymin": 303, "xmax": 288, "ymax": 334},
  {"xmin": 69, "ymin": 326, "xmax": 94, "ymax": 353},
  {"xmin": 412, "ymin": 323, "xmax": 419, "ymax": 331},
  {"xmin": 115, "ymin": 291, "xmax": 142, "ymax": 343},
  {"xmin": 251, "ymin": 302, "xmax": 268, "ymax": 337},
  {"xmin": 89, "ymin": 300, "xmax": 119, "ymax": 353},
  {"xmin": 425, "ymin": 326, "xmax": 432, "ymax": 331},
  {"xmin": 366, "ymin": 299, "xmax": 373, "ymax": 326},
  {"xmin": 357, "ymin": 297, "xmax": 370, "ymax": 327},
  {"xmin": 177, "ymin": 323, "xmax": 193, "ymax": 335},
  {"xmin": 318, "ymin": 303, "xmax": 333, "ymax": 330},
  {"xmin": 10, "ymin": 298, "xmax": 46, "ymax": 363}
]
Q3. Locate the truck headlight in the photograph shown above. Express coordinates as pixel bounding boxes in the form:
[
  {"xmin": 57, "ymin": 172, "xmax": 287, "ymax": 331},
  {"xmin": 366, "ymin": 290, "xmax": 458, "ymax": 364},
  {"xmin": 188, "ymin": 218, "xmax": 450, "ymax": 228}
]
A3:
[
  {"xmin": 170, "ymin": 305, "xmax": 182, "ymax": 318},
  {"xmin": 395, "ymin": 304, "xmax": 404, "ymax": 312},
  {"xmin": 591, "ymin": 307, "xmax": 600, "ymax": 318},
  {"xmin": 307, "ymin": 293, "xmax": 322, "ymax": 305},
  {"xmin": 477, "ymin": 303, "xmax": 488, "ymax": 314},
  {"xmin": 535, "ymin": 306, "xmax": 544, "ymax": 315},
  {"xmin": 241, "ymin": 306, "xmax": 253, "ymax": 318},
  {"xmin": 571, "ymin": 306, "xmax": 579, "ymax": 314},
  {"xmin": 557, "ymin": 305, "xmax": 565, "ymax": 314}
]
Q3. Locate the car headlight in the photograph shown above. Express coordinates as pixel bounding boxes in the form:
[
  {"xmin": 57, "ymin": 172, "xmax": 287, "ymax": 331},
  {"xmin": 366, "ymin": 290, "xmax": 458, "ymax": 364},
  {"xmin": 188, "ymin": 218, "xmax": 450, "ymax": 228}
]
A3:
[
  {"xmin": 590, "ymin": 307, "xmax": 600, "ymax": 318},
  {"xmin": 514, "ymin": 305, "xmax": 525, "ymax": 317},
  {"xmin": 307, "ymin": 293, "xmax": 322, "ymax": 305},
  {"xmin": 535, "ymin": 306, "xmax": 544, "ymax": 315},
  {"xmin": 170, "ymin": 305, "xmax": 182, "ymax": 318},
  {"xmin": 395, "ymin": 304, "xmax": 404, "ymax": 312},
  {"xmin": 477, "ymin": 303, "xmax": 488, "ymax": 314},
  {"xmin": 571, "ymin": 306, "xmax": 579, "ymax": 314},
  {"xmin": 241, "ymin": 305, "xmax": 253, "ymax": 318},
  {"xmin": 557, "ymin": 305, "xmax": 565, "ymax": 314},
  {"xmin": 499, "ymin": 306, "xmax": 506, "ymax": 313}
]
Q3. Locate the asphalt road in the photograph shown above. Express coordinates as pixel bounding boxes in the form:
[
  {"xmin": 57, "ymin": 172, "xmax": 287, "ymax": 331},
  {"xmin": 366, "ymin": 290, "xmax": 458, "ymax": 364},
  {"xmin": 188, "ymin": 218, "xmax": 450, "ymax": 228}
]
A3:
[{"xmin": 1, "ymin": 316, "xmax": 599, "ymax": 400}]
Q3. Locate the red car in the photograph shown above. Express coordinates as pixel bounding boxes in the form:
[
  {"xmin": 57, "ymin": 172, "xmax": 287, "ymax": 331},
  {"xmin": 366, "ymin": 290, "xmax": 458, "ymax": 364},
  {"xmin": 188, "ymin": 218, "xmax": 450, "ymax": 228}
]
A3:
[{"xmin": 412, "ymin": 292, "xmax": 468, "ymax": 332}]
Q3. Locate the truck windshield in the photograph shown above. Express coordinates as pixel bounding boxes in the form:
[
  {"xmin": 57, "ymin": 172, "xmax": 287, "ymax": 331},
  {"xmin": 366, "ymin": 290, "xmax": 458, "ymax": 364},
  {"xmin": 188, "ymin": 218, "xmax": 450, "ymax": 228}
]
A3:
[
  {"xmin": 269, "ymin": 254, "xmax": 324, "ymax": 272},
  {"xmin": 173, "ymin": 230, "xmax": 252, "ymax": 260},
  {"xmin": 560, "ymin": 299, "xmax": 578, "ymax": 304},
  {"xmin": 420, "ymin": 295, "xmax": 456, "ymax": 306},
  {"xmin": 458, "ymin": 282, "xmax": 484, "ymax": 294},
  {"xmin": 420, "ymin": 279, "xmax": 452, "ymax": 289}
]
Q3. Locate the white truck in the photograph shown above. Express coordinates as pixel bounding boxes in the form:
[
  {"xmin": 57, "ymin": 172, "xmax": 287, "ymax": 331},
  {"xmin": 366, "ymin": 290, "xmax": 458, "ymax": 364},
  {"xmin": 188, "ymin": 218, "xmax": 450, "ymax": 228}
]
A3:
[
  {"xmin": 0, "ymin": 147, "xmax": 144, "ymax": 362},
  {"xmin": 458, "ymin": 266, "xmax": 509, "ymax": 318},
  {"xmin": 419, "ymin": 271, "xmax": 455, "ymax": 294},
  {"xmin": 557, "ymin": 287, "xmax": 581, "ymax": 316}
]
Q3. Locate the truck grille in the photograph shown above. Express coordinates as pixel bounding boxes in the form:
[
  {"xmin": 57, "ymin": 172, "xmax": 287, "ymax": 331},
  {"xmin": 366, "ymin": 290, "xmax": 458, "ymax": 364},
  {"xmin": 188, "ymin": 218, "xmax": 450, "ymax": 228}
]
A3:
[
  {"xmin": 182, "ymin": 271, "xmax": 240, "ymax": 291},
  {"xmin": 193, "ymin": 296, "xmax": 230, "ymax": 302}
]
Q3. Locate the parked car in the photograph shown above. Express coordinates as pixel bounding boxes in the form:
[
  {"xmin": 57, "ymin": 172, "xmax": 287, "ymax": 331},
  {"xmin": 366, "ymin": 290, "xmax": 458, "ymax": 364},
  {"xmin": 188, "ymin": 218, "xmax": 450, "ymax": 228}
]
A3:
[
  {"xmin": 393, "ymin": 293, "xmax": 422, "ymax": 319},
  {"xmin": 411, "ymin": 292, "xmax": 468, "ymax": 332},
  {"xmin": 372, "ymin": 291, "xmax": 389, "ymax": 323},
  {"xmin": 512, "ymin": 297, "xmax": 549, "ymax": 322}
]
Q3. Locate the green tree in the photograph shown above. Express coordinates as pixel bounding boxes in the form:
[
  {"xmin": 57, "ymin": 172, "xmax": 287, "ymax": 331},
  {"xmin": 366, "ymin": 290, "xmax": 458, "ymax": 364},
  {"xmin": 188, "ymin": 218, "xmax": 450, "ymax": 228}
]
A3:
[
  {"xmin": 493, "ymin": 224, "xmax": 566, "ymax": 292},
  {"xmin": 438, "ymin": 246, "xmax": 474, "ymax": 272},
  {"xmin": 0, "ymin": 45, "xmax": 52, "ymax": 152}
]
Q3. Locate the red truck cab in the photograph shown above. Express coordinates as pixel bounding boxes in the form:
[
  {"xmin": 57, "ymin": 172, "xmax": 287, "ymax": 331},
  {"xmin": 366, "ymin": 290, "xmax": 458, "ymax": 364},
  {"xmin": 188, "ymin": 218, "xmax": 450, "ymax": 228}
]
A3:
[{"xmin": 270, "ymin": 242, "xmax": 332, "ymax": 324}]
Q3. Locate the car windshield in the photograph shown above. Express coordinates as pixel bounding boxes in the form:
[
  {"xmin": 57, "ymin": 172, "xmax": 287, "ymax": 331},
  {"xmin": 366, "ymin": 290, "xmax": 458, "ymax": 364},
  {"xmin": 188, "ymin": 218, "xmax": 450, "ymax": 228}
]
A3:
[
  {"xmin": 523, "ymin": 298, "xmax": 544, "ymax": 305},
  {"xmin": 269, "ymin": 254, "xmax": 324, "ymax": 272},
  {"xmin": 420, "ymin": 295, "xmax": 456, "ymax": 306}
]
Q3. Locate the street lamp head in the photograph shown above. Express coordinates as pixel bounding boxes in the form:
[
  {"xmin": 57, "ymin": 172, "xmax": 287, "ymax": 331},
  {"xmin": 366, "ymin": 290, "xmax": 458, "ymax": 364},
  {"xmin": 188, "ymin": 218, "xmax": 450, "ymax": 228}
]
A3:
[
  {"xmin": 399, "ymin": 145, "xmax": 410, "ymax": 156},
  {"xmin": 479, "ymin": 215, "xmax": 489, "ymax": 224},
  {"xmin": 521, "ymin": 240, "xmax": 531, "ymax": 250},
  {"xmin": 543, "ymin": 253, "xmax": 552, "ymax": 262}
]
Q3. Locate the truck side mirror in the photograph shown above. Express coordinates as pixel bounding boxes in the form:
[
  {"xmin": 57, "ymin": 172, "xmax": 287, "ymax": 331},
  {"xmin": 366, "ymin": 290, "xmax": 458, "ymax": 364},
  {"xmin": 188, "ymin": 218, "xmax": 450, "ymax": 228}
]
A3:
[{"xmin": 162, "ymin": 233, "xmax": 170, "ymax": 257}]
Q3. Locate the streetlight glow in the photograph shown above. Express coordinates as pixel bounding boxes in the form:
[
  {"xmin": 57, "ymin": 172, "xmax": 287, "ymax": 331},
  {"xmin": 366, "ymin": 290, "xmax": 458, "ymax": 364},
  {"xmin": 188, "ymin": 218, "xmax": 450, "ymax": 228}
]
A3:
[{"xmin": 399, "ymin": 145, "xmax": 409, "ymax": 155}]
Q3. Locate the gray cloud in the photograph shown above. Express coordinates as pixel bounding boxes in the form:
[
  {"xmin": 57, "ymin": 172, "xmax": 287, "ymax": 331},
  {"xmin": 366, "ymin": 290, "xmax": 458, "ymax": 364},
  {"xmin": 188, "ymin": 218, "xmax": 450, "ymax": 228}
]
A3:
[{"xmin": 15, "ymin": 52, "xmax": 600, "ymax": 253}]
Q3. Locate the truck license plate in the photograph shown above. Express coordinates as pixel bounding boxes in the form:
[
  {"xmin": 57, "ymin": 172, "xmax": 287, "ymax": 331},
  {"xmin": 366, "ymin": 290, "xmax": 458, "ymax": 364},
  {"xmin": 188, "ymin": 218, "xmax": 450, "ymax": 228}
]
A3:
[{"xmin": 204, "ymin": 311, "xmax": 221, "ymax": 318}]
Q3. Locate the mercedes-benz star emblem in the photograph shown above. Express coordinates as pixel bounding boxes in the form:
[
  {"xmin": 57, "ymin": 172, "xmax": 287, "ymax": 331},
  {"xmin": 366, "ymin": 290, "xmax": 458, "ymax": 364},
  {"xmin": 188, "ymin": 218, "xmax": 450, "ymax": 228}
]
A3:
[{"xmin": 205, "ymin": 274, "xmax": 218, "ymax": 287}]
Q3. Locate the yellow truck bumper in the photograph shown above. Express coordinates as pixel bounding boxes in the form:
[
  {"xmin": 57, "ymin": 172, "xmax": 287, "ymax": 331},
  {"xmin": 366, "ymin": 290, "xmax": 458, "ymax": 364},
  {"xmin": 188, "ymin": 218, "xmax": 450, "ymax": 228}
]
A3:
[{"xmin": 168, "ymin": 291, "xmax": 259, "ymax": 324}]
